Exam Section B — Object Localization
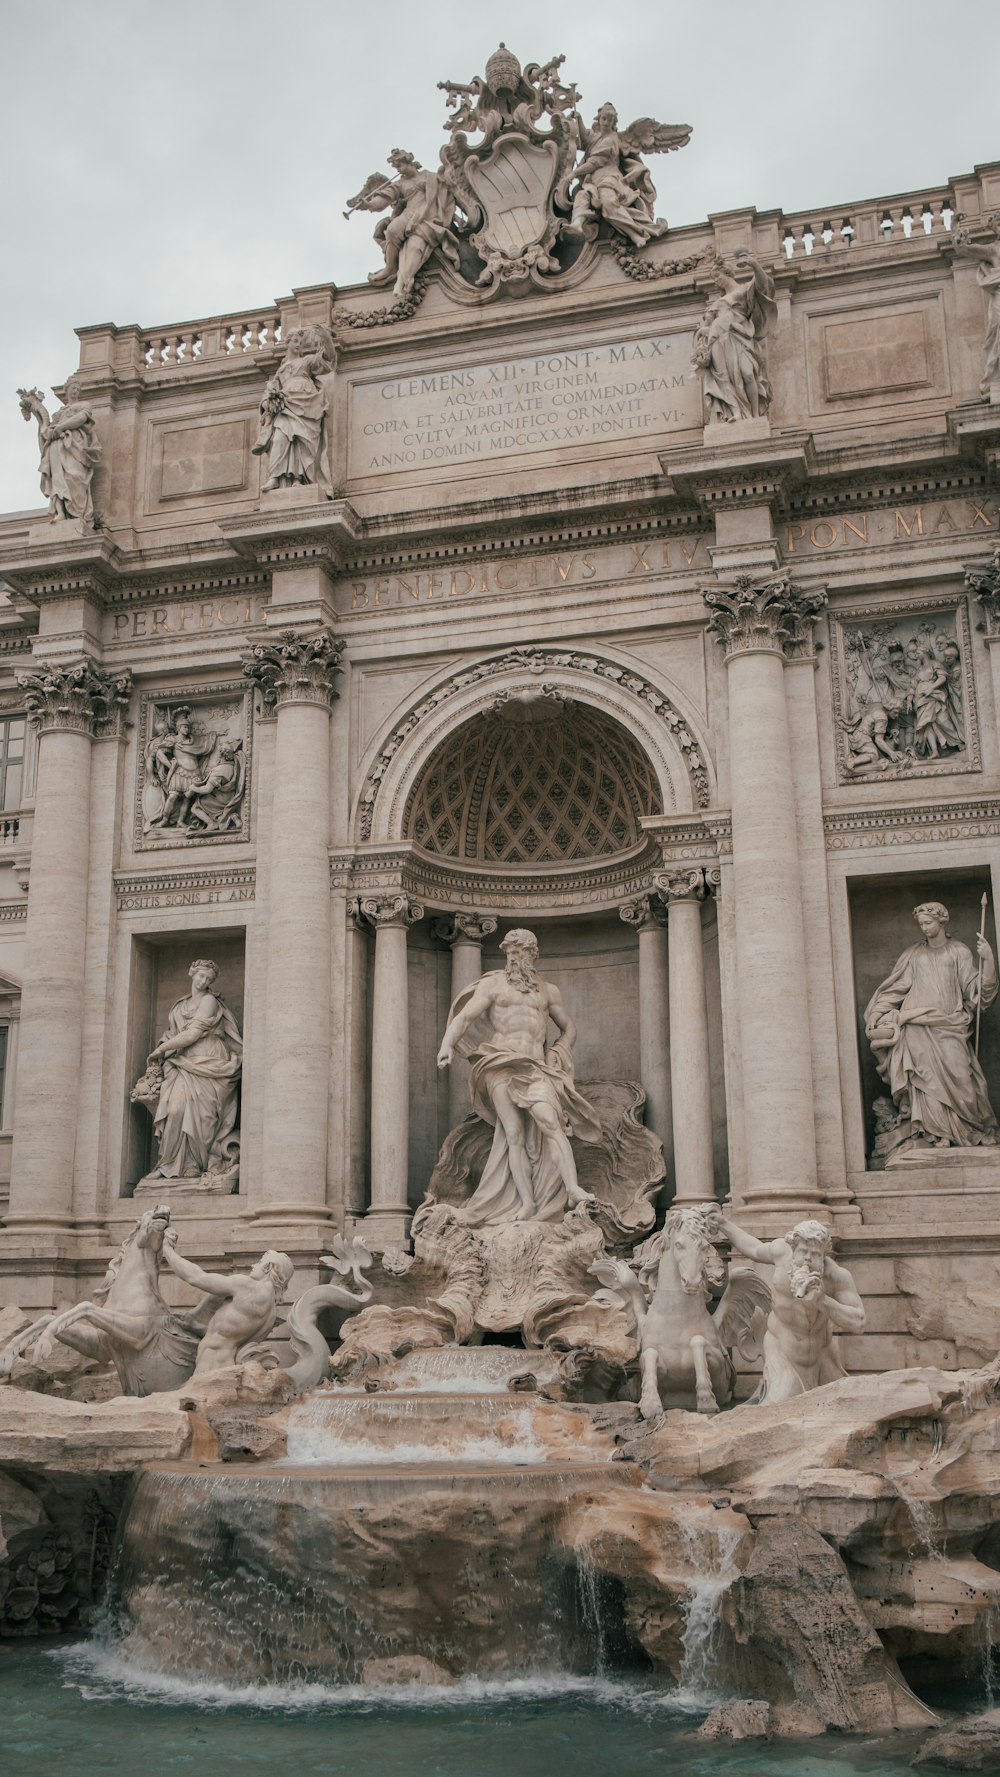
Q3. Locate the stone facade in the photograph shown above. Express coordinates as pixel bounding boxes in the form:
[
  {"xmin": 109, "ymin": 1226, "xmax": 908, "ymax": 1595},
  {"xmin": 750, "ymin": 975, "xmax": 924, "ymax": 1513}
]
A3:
[{"xmin": 1, "ymin": 57, "xmax": 1000, "ymax": 1374}]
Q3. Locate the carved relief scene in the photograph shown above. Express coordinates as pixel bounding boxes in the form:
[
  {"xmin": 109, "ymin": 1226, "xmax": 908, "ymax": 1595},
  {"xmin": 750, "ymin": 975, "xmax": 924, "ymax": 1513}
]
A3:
[
  {"xmin": 137, "ymin": 687, "xmax": 249, "ymax": 845},
  {"xmin": 831, "ymin": 600, "xmax": 978, "ymax": 782}
]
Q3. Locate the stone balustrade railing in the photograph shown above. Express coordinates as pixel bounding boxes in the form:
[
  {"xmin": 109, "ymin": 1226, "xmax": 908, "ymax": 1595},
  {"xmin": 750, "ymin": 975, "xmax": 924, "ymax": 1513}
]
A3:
[{"xmin": 780, "ymin": 188, "xmax": 956, "ymax": 259}]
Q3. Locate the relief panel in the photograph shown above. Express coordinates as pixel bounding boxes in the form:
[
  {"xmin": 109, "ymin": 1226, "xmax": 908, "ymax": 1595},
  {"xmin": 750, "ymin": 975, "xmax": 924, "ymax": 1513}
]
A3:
[
  {"xmin": 829, "ymin": 595, "xmax": 980, "ymax": 785},
  {"xmin": 134, "ymin": 682, "xmax": 252, "ymax": 850}
]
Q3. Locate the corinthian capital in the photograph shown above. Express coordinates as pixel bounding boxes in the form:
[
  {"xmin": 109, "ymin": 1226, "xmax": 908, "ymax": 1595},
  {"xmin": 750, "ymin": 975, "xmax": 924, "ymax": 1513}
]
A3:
[
  {"xmin": 17, "ymin": 658, "xmax": 132, "ymax": 736},
  {"xmin": 619, "ymin": 894, "xmax": 668, "ymax": 933},
  {"xmin": 431, "ymin": 913, "xmax": 498, "ymax": 947},
  {"xmin": 653, "ymin": 867, "xmax": 713, "ymax": 906},
  {"xmin": 704, "ymin": 576, "xmax": 826, "ymax": 660},
  {"xmin": 242, "ymin": 625, "xmax": 345, "ymax": 710},
  {"xmin": 966, "ymin": 548, "xmax": 1000, "ymax": 636},
  {"xmin": 353, "ymin": 892, "xmax": 424, "ymax": 931}
]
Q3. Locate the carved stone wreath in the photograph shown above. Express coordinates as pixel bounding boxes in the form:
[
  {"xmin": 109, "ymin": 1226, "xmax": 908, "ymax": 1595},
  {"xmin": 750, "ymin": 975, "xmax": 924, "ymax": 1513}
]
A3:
[{"xmin": 357, "ymin": 647, "xmax": 711, "ymax": 843}]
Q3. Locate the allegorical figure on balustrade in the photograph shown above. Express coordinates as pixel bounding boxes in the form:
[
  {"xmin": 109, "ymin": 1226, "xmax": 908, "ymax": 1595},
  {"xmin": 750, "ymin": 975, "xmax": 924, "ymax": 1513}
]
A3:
[
  {"xmin": 17, "ymin": 378, "xmax": 101, "ymax": 524},
  {"xmin": 346, "ymin": 150, "xmax": 459, "ymax": 301},
  {"xmin": 712, "ymin": 1214, "xmax": 865, "ymax": 1403},
  {"xmin": 252, "ymin": 325, "xmax": 336, "ymax": 494},
  {"xmin": 865, "ymin": 901, "xmax": 998, "ymax": 1151},
  {"xmin": 436, "ymin": 927, "xmax": 600, "ymax": 1224},
  {"xmin": 692, "ymin": 248, "xmax": 777, "ymax": 423},
  {"xmin": 954, "ymin": 214, "xmax": 1000, "ymax": 398},
  {"xmin": 132, "ymin": 959, "xmax": 243, "ymax": 1185},
  {"xmin": 561, "ymin": 104, "xmax": 690, "ymax": 248}
]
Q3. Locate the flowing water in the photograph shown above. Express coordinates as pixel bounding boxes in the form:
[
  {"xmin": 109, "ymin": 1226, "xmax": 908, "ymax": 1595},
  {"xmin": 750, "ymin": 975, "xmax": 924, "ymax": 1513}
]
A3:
[
  {"xmin": 0, "ymin": 1639, "xmax": 929, "ymax": 1777},
  {"xmin": 7, "ymin": 1350, "xmax": 951, "ymax": 1773}
]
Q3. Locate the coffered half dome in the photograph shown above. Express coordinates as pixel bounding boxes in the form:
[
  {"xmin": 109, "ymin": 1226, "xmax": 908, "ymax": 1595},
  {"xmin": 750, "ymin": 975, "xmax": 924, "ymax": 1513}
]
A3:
[{"xmin": 404, "ymin": 695, "xmax": 662, "ymax": 866}]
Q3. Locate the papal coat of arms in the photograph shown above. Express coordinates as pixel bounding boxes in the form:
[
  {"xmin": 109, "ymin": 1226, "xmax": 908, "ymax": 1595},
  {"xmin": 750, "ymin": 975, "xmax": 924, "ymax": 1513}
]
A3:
[{"xmin": 346, "ymin": 43, "xmax": 691, "ymax": 300}]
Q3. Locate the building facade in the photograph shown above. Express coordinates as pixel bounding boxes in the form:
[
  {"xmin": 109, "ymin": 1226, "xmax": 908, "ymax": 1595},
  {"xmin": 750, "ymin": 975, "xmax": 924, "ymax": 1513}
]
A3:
[{"xmin": 2, "ymin": 55, "xmax": 1000, "ymax": 1375}]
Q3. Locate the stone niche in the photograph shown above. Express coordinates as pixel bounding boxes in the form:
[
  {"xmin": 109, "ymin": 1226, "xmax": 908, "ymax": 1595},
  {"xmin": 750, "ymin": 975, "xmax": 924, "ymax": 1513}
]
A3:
[
  {"xmin": 122, "ymin": 929, "xmax": 246, "ymax": 1196},
  {"xmin": 400, "ymin": 910, "xmax": 727, "ymax": 1205},
  {"xmin": 848, "ymin": 868, "xmax": 998, "ymax": 1168}
]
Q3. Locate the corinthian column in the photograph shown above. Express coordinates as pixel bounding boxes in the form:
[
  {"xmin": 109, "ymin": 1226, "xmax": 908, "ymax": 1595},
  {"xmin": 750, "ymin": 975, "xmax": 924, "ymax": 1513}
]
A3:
[
  {"xmin": 432, "ymin": 913, "xmax": 497, "ymax": 1127},
  {"xmin": 359, "ymin": 893, "xmax": 423, "ymax": 1248},
  {"xmin": 619, "ymin": 895, "xmax": 672, "ymax": 1174},
  {"xmin": 6, "ymin": 660, "xmax": 131, "ymax": 1240},
  {"xmin": 653, "ymin": 868, "xmax": 716, "ymax": 1204},
  {"xmin": 242, "ymin": 627, "xmax": 344, "ymax": 1230},
  {"xmin": 704, "ymin": 576, "xmax": 826, "ymax": 1225}
]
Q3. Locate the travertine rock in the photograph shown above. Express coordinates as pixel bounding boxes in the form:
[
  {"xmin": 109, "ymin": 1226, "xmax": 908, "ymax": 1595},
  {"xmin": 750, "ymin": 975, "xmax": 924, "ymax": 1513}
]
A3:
[
  {"xmin": 0, "ymin": 1387, "xmax": 191, "ymax": 1472},
  {"xmin": 696, "ymin": 1699, "xmax": 773, "ymax": 1740},
  {"xmin": 722, "ymin": 1515, "xmax": 935, "ymax": 1732},
  {"xmin": 914, "ymin": 1710, "xmax": 1000, "ymax": 1770}
]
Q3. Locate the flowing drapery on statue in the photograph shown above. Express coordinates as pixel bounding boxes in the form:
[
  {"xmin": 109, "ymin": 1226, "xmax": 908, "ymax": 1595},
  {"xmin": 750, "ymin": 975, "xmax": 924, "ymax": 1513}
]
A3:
[
  {"xmin": 437, "ymin": 928, "xmax": 600, "ymax": 1225},
  {"xmin": 865, "ymin": 901, "xmax": 998, "ymax": 1150},
  {"xmin": 139, "ymin": 959, "xmax": 243, "ymax": 1179}
]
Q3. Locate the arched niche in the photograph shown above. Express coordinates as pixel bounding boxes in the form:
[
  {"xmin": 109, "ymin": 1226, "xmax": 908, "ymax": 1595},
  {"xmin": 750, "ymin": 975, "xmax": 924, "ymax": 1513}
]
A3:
[{"xmin": 354, "ymin": 646, "xmax": 714, "ymax": 852}]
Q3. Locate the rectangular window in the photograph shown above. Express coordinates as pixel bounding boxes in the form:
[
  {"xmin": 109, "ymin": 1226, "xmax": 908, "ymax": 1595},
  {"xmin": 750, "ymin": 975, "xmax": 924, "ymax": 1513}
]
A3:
[{"xmin": 0, "ymin": 718, "xmax": 25, "ymax": 813}]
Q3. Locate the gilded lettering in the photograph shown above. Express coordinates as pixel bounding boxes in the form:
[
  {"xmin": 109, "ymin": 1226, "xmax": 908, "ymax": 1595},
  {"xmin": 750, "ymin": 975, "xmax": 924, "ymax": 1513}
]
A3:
[
  {"xmin": 112, "ymin": 613, "xmax": 129, "ymax": 639},
  {"xmin": 152, "ymin": 609, "xmax": 168, "ymax": 634},
  {"xmin": 971, "ymin": 503, "xmax": 994, "ymax": 530},
  {"xmin": 810, "ymin": 521, "xmax": 837, "ymax": 549},
  {"xmin": 786, "ymin": 524, "xmax": 805, "ymax": 554},
  {"xmin": 629, "ymin": 543, "xmax": 653, "ymax": 573},
  {"xmin": 132, "ymin": 611, "xmax": 148, "ymax": 637},
  {"xmin": 842, "ymin": 517, "xmax": 868, "ymax": 543},
  {"xmin": 351, "ymin": 584, "xmax": 369, "ymax": 609},
  {"xmin": 894, "ymin": 508, "xmax": 924, "ymax": 538}
]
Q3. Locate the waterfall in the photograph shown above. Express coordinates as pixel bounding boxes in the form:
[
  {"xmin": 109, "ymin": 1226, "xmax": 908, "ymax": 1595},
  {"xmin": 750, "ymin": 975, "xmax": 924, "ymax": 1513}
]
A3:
[{"xmin": 675, "ymin": 1505, "xmax": 745, "ymax": 1706}]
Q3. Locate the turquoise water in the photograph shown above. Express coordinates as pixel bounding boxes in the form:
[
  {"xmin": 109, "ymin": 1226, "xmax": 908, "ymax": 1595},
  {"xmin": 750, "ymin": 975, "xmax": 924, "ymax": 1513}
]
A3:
[{"xmin": 0, "ymin": 1641, "xmax": 927, "ymax": 1777}]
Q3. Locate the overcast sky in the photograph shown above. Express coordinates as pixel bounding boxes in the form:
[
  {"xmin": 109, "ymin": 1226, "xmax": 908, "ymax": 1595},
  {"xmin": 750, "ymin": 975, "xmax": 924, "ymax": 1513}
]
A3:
[{"xmin": 2, "ymin": 0, "xmax": 999, "ymax": 513}]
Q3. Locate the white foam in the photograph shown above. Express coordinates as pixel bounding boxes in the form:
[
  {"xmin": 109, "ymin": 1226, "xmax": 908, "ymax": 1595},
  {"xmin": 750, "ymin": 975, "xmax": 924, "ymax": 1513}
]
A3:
[
  {"xmin": 53, "ymin": 1642, "xmax": 688, "ymax": 1717},
  {"xmin": 285, "ymin": 1430, "xmax": 549, "ymax": 1466}
]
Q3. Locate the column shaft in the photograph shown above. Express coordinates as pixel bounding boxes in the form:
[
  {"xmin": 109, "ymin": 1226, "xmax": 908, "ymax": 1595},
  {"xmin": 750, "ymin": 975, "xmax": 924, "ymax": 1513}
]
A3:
[
  {"xmin": 727, "ymin": 647, "xmax": 819, "ymax": 1214},
  {"xmin": 7, "ymin": 727, "xmax": 93, "ymax": 1228},
  {"xmin": 255, "ymin": 698, "xmax": 333, "ymax": 1218},
  {"xmin": 665, "ymin": 892, "xmax": 715, "ymax": 1203},
  {"xmin": 636, "ymin": 921, "xmax": 672, "ymax": 1169},
  {"xmin": 369, "ymin": 920, "xmax": 412, "ymax": 1243}
]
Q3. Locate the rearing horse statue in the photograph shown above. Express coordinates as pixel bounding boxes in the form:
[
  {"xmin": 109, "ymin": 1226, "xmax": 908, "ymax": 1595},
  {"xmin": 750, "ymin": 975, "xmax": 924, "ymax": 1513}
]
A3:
[
  {"xmin": 591, "ymin": 1204, "xmax": 770, "ymax": 1418},
  {"xmin": 3, "ymin": 1205, "xmax": 206, "ymax": 1396}
]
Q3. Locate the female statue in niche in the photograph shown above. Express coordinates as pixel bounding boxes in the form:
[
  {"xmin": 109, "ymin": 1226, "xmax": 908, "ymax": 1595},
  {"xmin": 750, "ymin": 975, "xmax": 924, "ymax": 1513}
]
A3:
[
  {"xmin": 865, "ymin": 901, "xmax": 998, "ymax": 1152},
  {"xmin": 136, "ymin": 959, "xmax": 243, "ymax": 1181},
  {"xmin": 692, "ymin": 247, "xmax": 777, "ymax": 423}
]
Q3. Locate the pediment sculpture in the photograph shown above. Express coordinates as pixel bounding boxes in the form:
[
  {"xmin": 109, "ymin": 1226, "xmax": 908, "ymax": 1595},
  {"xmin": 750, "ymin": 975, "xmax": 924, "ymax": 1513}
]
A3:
[{"xmin": 346, "ymin": 43, "xmax": 691, "ymax": 298}]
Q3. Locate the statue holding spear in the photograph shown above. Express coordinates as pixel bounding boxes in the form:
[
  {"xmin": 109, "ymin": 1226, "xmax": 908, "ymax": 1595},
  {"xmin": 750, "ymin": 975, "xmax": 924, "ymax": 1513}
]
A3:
[{"xmin": 865, "ymin": 896, "xmax": 998, "ymax": 1154}]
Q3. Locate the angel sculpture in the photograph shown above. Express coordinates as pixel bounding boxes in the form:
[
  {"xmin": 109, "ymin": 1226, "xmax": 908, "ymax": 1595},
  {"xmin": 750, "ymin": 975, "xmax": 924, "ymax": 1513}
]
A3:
[
  {"xmin": 17, "ymin": 379, "xmax": 101, "ymax": 525},
  {"xmin": 252, "ymin": 325, "xmax": 336, "ymax": 494},
  {"xmin": 590, "ymin": 1204, "xmax": 770, "ymax": 1417},
  {"xmin": 560, "ymin": 104, "xmax": 692, "ymax": 248},
  {"xmin": 346, "ymin": 151, "xmax": 460, "ymax": 302}
]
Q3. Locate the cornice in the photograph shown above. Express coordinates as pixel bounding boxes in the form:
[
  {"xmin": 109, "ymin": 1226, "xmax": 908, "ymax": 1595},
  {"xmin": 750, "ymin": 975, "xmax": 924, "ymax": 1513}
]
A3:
[
  {"xmin": 823, "ymin": 796, "xmax": 1000, "ymax": 851},
  {"xmin": 331, "ymin": 837, "xmax": 663, "ymax": 913},
  {"xmin": 113, "ymin": 863, "xmax": 256, "ymax": 908}
]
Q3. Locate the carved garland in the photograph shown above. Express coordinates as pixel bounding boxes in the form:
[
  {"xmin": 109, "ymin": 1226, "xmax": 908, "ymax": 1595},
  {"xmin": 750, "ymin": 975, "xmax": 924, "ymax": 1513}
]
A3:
[{"xmin": 358, "ymin": 647, "xmax": 711, "ymax": 842}]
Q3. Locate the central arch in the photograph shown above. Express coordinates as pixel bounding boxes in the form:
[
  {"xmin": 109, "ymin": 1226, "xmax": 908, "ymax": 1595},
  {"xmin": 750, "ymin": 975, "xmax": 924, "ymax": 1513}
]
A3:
[{"xmin": 354, "ymin": 646, "xmax": 714, "ymax": 848}]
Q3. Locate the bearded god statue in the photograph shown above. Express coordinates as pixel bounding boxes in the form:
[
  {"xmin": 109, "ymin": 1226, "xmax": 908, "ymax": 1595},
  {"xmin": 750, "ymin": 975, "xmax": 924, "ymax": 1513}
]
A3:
[{"xmin": 436, "ymin": 927, "xmax": 601, "ymax": 1224}]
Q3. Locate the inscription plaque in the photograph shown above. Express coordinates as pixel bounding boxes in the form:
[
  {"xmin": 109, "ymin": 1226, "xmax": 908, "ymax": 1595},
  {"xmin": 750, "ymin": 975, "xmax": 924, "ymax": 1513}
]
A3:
[{"xmin": 349, "ymin": 333, "xmax": 699, "ymax": 478}]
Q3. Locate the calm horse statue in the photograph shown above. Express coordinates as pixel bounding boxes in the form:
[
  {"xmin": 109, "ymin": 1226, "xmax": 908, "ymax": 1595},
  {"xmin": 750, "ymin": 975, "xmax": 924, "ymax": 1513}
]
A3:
[
  {"xmin": 30, "ymin": 1204, "xmax": 206, "ymax": 1395},
  {"xmin": 592, "ymin": 1205, "xmax": 770, "ymax": 1418}
]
